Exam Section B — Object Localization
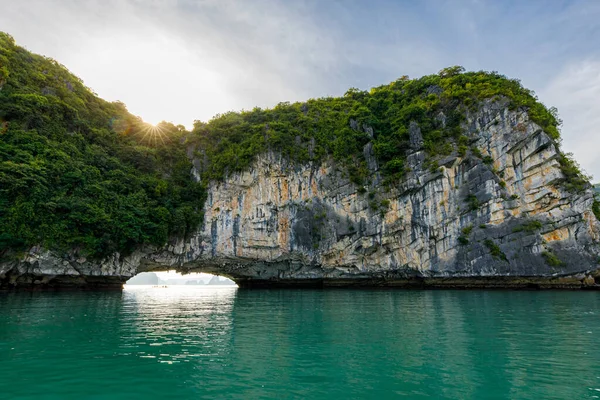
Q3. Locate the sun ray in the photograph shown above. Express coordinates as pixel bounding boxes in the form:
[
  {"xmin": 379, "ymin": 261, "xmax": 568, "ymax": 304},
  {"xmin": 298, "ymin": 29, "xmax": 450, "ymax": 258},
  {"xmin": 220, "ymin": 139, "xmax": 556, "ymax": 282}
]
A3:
[{"xmin": 134, "ymin": 122, "xmax": 170, "ymax": 147}]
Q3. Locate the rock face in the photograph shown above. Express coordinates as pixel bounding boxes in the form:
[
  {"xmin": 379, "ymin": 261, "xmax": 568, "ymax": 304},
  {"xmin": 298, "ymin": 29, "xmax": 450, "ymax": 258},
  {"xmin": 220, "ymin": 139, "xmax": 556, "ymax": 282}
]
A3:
[{"xmin": 2, "ymin": 100, "xmax": 600, "ymax": 289}]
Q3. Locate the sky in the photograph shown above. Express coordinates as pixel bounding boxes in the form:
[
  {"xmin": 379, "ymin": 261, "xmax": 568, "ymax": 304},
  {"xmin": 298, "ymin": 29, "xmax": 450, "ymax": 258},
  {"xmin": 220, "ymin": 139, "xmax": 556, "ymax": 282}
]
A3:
[
  {"xmin": 154, "ymin": 271, "xmax": 215, "ymax": 280},
  {"xmin": 1, "ymin": 0, "xmax": 599, "ymax": 179}
]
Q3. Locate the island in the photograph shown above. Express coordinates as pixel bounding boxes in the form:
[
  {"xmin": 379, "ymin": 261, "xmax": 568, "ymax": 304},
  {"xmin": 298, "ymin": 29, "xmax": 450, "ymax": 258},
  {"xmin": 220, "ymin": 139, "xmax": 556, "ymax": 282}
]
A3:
[{"xmin": 0, "ymin": 32, "xmax": 599, "ymax": 289}]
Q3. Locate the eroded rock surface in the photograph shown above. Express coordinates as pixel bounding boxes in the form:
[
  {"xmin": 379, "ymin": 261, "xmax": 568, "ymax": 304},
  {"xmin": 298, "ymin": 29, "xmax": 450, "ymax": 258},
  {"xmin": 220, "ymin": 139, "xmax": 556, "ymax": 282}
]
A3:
[{"xmin": 2, "ymin": 101, "xmax": 599, "ymax": 288}]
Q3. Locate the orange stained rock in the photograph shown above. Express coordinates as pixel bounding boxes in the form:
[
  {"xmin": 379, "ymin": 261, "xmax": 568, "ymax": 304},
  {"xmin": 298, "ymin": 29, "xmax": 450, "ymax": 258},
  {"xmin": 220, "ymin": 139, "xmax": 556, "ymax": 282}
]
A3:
[
  {"xmin": 231, "ymin": 197, "xmax": 239, "ymax": 213},
  {"xmin": 442, "ymin": 186, "xmax": 450, "ymax": 209},
  {"xmin": 280, "ymin": 178, "xmax": 289, "ymax": 202},
  {"xmin": 542, "ymin": 227, "xmax": 570, "ymax": 243},
  {"xmin": 522, "ymin": 175, "xmax": 534, "ymax": 192},
  {"xmin": 277, "ymin": 215, "xmax": 290, "ymax": 250},
  {"xmin": 242, "ymin": 195, "xmax": 252, "ymax": 216},
  {"xmin": 489, "ymin": 209, "xmax": 507, "ymax": 225},
  {"xmin": 586, "ymin": 211, "xmax": 600, "ymax": 240},
  {"xmin": 311, "ymin": 178, "xmax": 319, "ymax": 196}
]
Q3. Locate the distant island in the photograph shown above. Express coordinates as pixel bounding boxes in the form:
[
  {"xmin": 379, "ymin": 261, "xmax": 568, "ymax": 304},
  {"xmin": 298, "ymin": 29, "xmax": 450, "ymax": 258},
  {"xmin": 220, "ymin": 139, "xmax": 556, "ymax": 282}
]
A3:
[{"xmin": 126, "ymin": 272, "xmax": 164, "ymax": 286}]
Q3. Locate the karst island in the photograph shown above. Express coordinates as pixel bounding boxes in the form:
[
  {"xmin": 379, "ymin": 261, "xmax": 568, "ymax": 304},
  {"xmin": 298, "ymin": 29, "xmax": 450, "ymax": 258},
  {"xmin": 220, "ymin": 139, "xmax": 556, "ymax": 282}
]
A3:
[{"xmin": 1, "ymin": 33, "xmax": 599, "ymax": 289}]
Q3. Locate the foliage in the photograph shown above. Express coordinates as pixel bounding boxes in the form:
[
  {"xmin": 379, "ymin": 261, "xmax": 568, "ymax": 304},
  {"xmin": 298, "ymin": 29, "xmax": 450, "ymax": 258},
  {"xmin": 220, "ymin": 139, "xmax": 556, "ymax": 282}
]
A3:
[
  {"xmin": 542, "ymin": 251, "xmax": 565, "ymax": 268},
  {"xmin": 593, "ymin": 199, "xmax": 600, "ymax": 221},
  {"xmin": 466, "ymin": 194, "xmax": 480, "ymax": 211},
  {"xmin": 484, "ymin": 239, "xmax": 507, "ymax": 262},
  {"xmin": 0, "ymin": 33, "xmax": 204, "ymax": 258},
  {"xmin": 461, "ymin": 225, "xmax": 473, "ymax": 235},
  {"xmin": 512, "ymin": 220, "xmax": 543, "ymax": 233},
  {"xmin": 558, "ymin": 153, "xmax": 591, "ymax": 193}
]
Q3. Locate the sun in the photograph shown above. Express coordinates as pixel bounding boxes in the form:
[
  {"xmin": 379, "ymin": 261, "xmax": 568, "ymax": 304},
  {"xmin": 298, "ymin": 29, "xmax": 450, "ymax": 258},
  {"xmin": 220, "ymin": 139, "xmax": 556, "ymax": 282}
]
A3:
[{"xmin": 138, "ymin": 122, "xmax": 168, "ymax": 146}]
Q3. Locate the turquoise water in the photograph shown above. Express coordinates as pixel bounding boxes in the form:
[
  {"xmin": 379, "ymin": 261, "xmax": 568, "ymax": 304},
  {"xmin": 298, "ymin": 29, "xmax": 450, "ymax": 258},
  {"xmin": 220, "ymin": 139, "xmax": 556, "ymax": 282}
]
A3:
[{"xmin": 1, "ymin": 287, "xmax": 600, "ymax": 399}]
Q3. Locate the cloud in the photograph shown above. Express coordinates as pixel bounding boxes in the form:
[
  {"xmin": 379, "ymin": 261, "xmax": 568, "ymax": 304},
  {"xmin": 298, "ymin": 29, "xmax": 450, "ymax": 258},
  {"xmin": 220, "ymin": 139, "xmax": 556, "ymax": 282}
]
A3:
[
  {"xmin": 0, "ymin": 0, "xmax": 453, "ymax": 126},
  {"xmin": 0, "ymin": 0, "xmax": 345, "ymax": 125},
  {"xmin": 541, "ymin": 60, "xmax": 600, "ymax": 180}
]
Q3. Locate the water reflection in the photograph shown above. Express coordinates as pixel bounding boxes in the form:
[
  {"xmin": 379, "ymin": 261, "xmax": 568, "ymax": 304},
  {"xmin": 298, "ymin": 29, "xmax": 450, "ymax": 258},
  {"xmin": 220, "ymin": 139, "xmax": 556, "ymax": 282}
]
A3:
[{"xmin": 120, "ymin": 286, "xmax": 237, "ymax": 365}]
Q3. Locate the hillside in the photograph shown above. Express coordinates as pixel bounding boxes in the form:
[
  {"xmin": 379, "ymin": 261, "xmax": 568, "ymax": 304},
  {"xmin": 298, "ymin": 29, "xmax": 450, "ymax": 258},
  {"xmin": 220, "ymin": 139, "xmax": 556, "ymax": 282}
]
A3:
[
  {"xmin": 0, "ymin": 33, "xmax": 203, "ymax": 259},
  {"xmin": 1, "ymin": 33, "xmax": 599, "ymax": 289}
]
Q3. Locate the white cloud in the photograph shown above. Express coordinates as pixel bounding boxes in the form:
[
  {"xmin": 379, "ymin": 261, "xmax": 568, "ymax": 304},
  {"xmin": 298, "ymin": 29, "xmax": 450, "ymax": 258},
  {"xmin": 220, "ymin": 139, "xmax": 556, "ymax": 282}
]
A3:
[
  {"xmin": 0, "ymin": 0, "xmax": 342, "ymax": 126},
  {"xmin": 540, "ymin": 60, "xmax": 600, "ymax": 181},
  {"xmin": 0, "ymin": 0, "xmax": 455, "ymax": 126}
]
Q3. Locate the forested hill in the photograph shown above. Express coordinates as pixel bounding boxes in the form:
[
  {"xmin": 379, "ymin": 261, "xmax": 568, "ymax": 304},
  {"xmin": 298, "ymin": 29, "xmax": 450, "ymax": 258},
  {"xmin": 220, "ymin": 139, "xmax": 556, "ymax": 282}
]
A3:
[
  {"xmin": 0, "ymin": 33, "xmax": 204, "ymax": 258},
  {"xmin": 0, "ymin": 32, "xmax": 595, "ymax": 261}
]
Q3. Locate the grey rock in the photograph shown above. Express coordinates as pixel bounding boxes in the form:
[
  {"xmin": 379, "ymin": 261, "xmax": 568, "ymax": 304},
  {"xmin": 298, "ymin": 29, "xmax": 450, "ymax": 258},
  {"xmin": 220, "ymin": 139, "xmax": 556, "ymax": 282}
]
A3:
[
  {"xmin": 349, "ymin": 119, "xmax": 374, "ymax": 138},
  {"xmin": 41, "ymin": 86, "xmax": 55, "ymax": 96},
  {"xmin": 426, "ymin": 85, "xmax": 443, "ymax": 96},
  {"xmin": 436, "ymin": 111, "xmax": 447, "ymax": 128},
  {"xmin": 409, "ymin": 121, "xmax": 423, "ymax": 150},
  {"xmin": 300, "ymin": 103, "xmax": 308, "ymax": 115}
]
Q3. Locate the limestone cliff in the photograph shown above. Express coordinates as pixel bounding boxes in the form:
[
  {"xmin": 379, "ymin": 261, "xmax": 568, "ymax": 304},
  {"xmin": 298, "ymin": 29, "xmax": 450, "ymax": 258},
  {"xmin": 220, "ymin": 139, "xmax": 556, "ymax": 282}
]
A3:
[{"xmin": 2, "ymin": 99, "xmax": 599, "ymax": 289}]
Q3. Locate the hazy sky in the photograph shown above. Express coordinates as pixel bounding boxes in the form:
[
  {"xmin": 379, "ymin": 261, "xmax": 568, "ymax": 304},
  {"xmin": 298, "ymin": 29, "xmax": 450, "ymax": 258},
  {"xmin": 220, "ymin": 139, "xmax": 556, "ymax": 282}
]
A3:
[
  {"xmin": 155, "ymin": 271, "xmax": 213, "ymax": 280},
  {"xmin": 1, "ymin": 0, "xmax": 599, "ymax": 179}
]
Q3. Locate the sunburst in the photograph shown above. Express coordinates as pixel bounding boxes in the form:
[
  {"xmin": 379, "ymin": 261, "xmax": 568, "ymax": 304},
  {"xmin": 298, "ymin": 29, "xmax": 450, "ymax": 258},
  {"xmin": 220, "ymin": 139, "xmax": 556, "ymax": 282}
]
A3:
[{"xmin": 138, "ymin": 123, "xmax": 168, "ymax": 146}]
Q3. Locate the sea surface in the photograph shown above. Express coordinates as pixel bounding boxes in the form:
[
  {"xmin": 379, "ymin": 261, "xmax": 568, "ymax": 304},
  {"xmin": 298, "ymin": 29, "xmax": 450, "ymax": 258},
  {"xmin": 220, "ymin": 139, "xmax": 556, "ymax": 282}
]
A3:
[{"xmin": 1, "ymin": 286, "xmax": 600, "ymax": 399}]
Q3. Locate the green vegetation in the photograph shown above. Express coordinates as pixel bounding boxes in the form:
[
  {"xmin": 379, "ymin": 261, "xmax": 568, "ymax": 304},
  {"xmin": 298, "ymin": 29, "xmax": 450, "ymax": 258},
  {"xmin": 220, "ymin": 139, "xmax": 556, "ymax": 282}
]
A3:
[
  {"xmin": 466, "ymin": 194, "xmax": 480, "ymax": 211},
  {"xmin": 542, "ymin": 251, "xmax": 565, "ymax": 268},
  {"xmin": 593, "ymin": 185, "xmax": 600, "ymax": 221},
  {"xmin": 512, "ymin": 220, "xmax": 543, "ymax": 234},
  {"xmin": 0, "ymin": 33, "xmax": 203, "ymax": 258},
  {"xmin": 457, "ymin": 223, "xmax": 473, "ymax": 245},
  {"xmin": 593, "ymin": 199, "xmax": 600, "ymax": 221},
  {"xmin": 484, "ymin": 239, "xmax": 508, "ymax": 261},
  {"xmin": 558, "ymin": 153, "xmax": 591, "ymax": 193},
  {"xmin": 190, "ymin": 66, "xmax": 572, "ymax": 189},
  {"xmin": 0, "ymin": 32, "xmax": 591, "ymax": 259}
]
